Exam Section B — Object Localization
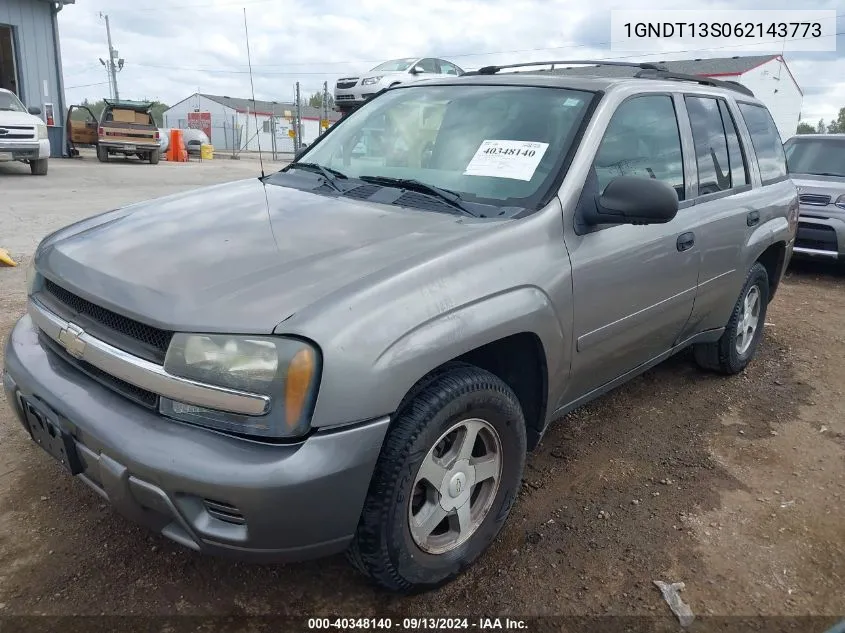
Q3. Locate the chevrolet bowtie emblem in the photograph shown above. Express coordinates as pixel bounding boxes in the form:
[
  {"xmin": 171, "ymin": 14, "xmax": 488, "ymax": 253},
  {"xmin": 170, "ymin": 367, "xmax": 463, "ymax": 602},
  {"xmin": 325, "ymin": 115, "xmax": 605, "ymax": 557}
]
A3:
[{"xmin": 57, "ymin": 323, "xmax": 86, "ymax": 359}]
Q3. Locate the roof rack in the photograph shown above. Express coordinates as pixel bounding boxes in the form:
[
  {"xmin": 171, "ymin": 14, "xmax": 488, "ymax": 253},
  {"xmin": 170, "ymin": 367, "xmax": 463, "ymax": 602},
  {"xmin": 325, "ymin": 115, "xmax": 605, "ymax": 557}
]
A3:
[
  {"xmin": 469, "ymin": 60, "xmax": 666, "ymax": 75},
  {"xmin": 467, "ymin": 59, "xmax": 756, "ymax": 97},
  {"xmin": 634, "ymin": 68, "xmax": 755, "ymax": 97}
]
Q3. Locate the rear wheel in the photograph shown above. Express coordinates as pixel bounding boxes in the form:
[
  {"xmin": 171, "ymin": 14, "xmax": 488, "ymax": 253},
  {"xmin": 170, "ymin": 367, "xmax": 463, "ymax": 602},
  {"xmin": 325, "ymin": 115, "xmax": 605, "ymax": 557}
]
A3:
[
  {"xmin": 348, "ymin": 364, "xmax": 526, "ymax": 592},
  {"xmin": 96, "ymin": 145, "xmax": 108, "ymax": 162},
  {"xmin": 29, "ymin": 158, "xmax": 48, "ymax": 176},
  {"xmin": 149, "ymin": 149, "xmax": 160, "ymax": 164},
  {"xmin": 693, "ymin": 262, "xmax": 770, "ymax": 375}
]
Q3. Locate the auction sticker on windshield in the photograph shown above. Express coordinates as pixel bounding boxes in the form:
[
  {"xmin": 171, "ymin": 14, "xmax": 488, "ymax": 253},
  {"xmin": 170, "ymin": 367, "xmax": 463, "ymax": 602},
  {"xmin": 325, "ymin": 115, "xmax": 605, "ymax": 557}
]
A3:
[{"xmin": 464, "ymin": 140, "xmax": 549, "ymax": 181}]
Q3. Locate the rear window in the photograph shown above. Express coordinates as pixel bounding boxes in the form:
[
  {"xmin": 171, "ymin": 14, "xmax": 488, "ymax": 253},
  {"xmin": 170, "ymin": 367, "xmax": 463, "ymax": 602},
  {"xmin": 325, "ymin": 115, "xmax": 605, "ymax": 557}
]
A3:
[
  {"xmin": 737, "ymin": 103, "xmax": 787, "ymax": 184},
  {"xmin": 784, "ymin": 137, "xmax": 845, "ymax": 178}
]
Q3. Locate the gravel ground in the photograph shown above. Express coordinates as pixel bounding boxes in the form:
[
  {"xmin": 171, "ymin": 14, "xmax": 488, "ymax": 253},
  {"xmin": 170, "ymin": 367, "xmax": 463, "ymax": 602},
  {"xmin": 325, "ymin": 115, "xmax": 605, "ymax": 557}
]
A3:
[{"xmin": 1, "ymin": 157, "xmax": 843, "ymax": 629}]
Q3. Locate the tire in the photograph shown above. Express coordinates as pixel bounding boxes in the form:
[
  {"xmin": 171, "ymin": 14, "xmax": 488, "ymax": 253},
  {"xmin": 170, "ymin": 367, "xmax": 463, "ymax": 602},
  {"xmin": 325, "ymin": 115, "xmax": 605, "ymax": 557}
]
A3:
[
  {"xmin": 693, "ymin": 262, "xmax": 770, "ymax": 375},
  {"xmin": 149, "ymin": 149, "xmax": 160, "ymax": 165},
  {"xmin": 29, "ymin": 158, "xmax": 48, "ymax": 176},
  {"xmin": 348, "ymin": 363, "xmax": 526, "ymax": 592},
  {"xmin": 96, "ymin": 145, "xmax": 108, "ymax": 162}
]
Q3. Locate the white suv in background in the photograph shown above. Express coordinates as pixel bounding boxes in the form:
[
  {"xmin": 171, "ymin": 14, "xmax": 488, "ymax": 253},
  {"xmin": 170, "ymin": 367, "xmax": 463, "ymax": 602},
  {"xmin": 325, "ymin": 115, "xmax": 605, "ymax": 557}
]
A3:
[
  {"xmin": 0, "ymin": 88, "xmax": 50, "ymax": 175},
  {"xmin": 334, "ymin": 57, "xmax": 464, "ymax": 112}
]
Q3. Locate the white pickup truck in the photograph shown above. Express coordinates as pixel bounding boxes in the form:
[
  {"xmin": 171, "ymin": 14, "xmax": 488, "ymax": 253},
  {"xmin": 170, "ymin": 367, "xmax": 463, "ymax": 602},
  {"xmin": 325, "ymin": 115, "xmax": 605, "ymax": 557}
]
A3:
[{"xmin": 0, "ymin": 88, "xmax": 50, "ymax": 176}]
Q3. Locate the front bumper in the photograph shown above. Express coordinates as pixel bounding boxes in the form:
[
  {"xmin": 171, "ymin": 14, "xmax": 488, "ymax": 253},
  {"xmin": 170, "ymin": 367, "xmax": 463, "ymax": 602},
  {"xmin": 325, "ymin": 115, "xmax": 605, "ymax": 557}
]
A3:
[
  {"xmin": 3, "ymin": 314, "xmax": 389, "ymax": 562},
  {"xmin": 794, "ymin": 210, "xmax": 845, "ymax": 260},
  {"xmin": 0, "ymin": 139, "xmax": 50, "ymax": 161},
  {"xmin": 333, "ymin": 86, "xmax": 378, "ymax": 108}
]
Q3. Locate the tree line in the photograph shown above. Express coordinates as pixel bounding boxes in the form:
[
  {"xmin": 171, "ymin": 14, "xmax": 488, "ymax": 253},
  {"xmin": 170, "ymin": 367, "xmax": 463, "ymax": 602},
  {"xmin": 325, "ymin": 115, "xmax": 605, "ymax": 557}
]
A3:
[{"xmin": 797, "ymin": 107, "xmax": 845, "ymax": 135}]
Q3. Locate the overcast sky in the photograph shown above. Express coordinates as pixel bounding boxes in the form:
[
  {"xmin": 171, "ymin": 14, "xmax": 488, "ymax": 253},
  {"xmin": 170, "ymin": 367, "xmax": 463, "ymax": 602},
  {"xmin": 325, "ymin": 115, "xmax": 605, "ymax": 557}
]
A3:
[{"xmin": 58, "ymin": 0, "xmax": 844, "ymax": 125}]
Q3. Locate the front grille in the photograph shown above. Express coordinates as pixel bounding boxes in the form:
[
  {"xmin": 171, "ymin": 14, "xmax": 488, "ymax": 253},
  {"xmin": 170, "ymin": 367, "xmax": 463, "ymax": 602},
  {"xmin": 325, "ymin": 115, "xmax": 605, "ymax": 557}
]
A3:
[
  {"xmin": 42, "ymin": 279, "xmax": 173, "ymax": 363},
  {"xmin": 203, "ymin": 499, "xmax": 246, "ymax": 525},
  {"xmin": 0, "ymin": 126, "xmax": 35, "ymax": 140},
  {"xmin": 336, "ymin": 81, "xmax": 357, "ymax": 89},
  {"xmin": 796, "ymin": 223, "xmax": 838, "ymax": 252},
  {"xmin": 335, "ymin": 95, "xmax": 356, "ymax": 101},
  {"xmin": 799, "ymin": 193, "xmax": 832, "ymax": 206},
  {"xmin": 39, "ymin": 332, "xmax": 159, "ymax": 409}
]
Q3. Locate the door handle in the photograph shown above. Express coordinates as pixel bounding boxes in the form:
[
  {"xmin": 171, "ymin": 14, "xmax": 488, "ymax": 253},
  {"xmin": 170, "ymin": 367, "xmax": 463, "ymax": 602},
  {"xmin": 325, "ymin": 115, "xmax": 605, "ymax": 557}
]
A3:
[
  {"xmin": 677, "ymin": 232, "xmax": 695, "ymax": 252},
  {"xmin": 747, "ymin": 210, "xmax": 760, "ymax": 226}
]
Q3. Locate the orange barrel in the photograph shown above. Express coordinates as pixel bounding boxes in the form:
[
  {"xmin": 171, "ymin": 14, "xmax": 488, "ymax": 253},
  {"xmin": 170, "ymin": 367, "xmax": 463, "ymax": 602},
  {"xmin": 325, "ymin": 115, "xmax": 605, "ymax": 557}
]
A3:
[{"xmin": 168, "ymin": 129, "xmax": 184, "ymax": 162}]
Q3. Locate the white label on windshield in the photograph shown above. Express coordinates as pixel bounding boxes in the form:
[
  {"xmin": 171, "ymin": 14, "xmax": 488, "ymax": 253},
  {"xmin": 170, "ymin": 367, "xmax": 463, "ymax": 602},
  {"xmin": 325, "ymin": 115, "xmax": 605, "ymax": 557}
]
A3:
[{"xmin": 463, "ymin": 140, "xmax": 549, "ymax": 181}]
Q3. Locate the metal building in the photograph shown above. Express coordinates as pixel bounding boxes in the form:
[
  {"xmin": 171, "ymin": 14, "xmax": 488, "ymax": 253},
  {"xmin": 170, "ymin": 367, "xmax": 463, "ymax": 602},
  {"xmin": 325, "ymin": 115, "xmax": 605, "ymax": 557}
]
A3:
[{"xmin": 0, "ymin": 0, "xmax": 74, "ymax": 156}]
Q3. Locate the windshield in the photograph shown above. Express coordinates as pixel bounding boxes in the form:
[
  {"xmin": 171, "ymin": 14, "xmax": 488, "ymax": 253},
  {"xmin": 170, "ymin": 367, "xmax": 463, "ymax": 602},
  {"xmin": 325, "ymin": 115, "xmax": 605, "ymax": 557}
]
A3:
[
  {"xmin": 370, "ymin": 58, "xmax": 418, "ymax": 72},
  {"xmin": 0, "ymin": 91, "xmax": 26, "ymax": 113},
  {"xmin": 293, "ymin": 84, "xmax": 594, "ymax": 208},
  {"xmin": 784, "ymin": 138, "xmax": 845, "ymax": 177}
]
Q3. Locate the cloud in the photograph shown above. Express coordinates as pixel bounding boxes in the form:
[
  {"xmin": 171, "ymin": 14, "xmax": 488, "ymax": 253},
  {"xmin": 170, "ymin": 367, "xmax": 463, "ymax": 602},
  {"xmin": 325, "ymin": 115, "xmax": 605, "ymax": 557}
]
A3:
[{"xmin": 57, "ymin": 0, "xmax": 844, "ymax": 122}]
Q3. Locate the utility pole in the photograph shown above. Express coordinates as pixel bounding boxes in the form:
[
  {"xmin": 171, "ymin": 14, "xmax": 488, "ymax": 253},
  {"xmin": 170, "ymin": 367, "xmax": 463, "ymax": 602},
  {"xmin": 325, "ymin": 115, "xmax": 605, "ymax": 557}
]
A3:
[
  {"xmin": 294, "ymin": 81, "xmax": 302, "ymax": 151},
  {"xmin": 99, "ymin": 13, "xmax": 123, "ymax": 100},
  {"xmin": 322, "ymin": 80, "xmax": 329, "ymax": 135}
]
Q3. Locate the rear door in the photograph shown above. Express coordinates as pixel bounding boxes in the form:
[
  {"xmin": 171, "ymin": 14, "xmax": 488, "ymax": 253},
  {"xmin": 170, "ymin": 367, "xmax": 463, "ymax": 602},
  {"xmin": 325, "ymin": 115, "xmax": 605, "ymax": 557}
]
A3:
[
  {"xmin": 67, "ymin": 105, "xmax": 98, "ymax": 145},
  {"xmin": 676, "ymin": 94, "xmax": 757, "ymax": 336},
  {"xmin": 563, "ymin": 93, "xmax": 701, "ymax": 400}
]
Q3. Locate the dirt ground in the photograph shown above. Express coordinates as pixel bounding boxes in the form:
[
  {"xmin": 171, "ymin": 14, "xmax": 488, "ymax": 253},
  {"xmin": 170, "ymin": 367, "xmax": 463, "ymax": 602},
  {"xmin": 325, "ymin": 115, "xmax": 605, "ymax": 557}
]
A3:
[{"xmin": 1, "ymin": 158, "xmax": 844, "ymax": 629}]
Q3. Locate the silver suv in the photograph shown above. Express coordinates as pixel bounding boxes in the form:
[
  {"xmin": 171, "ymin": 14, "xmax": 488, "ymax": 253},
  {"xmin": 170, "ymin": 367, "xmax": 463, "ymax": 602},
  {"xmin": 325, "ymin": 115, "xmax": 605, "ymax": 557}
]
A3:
[
  {"xmin": 4, "ymin": 61, "xmax": 797, "ymax": 593},
  {"xmin": 334, "ymin": 57, "xmax": 464, "ymax": 112},
  {"xmin": 784, "ymin": 133, "xmax": 845, "ymax": 263}
]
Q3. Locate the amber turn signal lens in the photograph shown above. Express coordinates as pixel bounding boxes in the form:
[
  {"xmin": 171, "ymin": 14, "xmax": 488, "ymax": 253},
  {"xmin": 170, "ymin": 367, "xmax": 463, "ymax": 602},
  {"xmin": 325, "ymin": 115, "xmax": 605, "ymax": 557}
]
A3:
[{"xmin": 285, "ymin": 347, "xmax": 315, "ymax": 427}]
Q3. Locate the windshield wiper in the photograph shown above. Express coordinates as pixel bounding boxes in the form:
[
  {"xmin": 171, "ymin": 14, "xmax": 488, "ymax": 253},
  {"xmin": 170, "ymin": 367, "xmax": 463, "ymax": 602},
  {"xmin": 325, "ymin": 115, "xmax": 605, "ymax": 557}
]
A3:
[
  {"xmin": 358, "ymin": 176, "xmax": 476, "ymax": 217},
  {"xmin": 283, "ymin": 162, "xmax": 348, "ymax": 192}
]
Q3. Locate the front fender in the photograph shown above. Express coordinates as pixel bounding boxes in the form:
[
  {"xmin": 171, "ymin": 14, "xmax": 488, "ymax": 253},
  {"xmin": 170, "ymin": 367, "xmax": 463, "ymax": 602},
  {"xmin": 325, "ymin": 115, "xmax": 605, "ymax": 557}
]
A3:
[{"xmin": 308, "ymin": 286, "xmax": 567, "ymax": 429}]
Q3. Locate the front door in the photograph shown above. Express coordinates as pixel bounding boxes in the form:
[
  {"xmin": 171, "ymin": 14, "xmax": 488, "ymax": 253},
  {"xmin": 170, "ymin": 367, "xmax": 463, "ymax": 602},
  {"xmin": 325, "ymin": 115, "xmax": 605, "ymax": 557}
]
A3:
[{"xmin": 562, "ymin": 93, "xmax": 701, "ymax": 402}]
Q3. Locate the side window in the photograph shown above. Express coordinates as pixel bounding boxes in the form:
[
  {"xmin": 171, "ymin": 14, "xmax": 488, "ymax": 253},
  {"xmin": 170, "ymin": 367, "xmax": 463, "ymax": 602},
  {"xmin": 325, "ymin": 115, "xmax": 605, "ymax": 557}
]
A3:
[
  {"xmin": 595, "ymin": 95, "xmax": 685, "ymax": 200},
  {"xmin": 738, "ymin": 103, "xmax": 787, "ymax": 184},
  {"xmin": 416, "ymin": 58, "xmax": 438, "ymax": 73},
  {"xmin": 719, "ymin": 101, "xmax": 749, "ymax": 188},
  {"xmin": 438, "ymin": 60, "xmax": 459, "ymax": 76},
  {"xmin": 686, "ymin": 96, "xmax": 751, "ymax": 196}
]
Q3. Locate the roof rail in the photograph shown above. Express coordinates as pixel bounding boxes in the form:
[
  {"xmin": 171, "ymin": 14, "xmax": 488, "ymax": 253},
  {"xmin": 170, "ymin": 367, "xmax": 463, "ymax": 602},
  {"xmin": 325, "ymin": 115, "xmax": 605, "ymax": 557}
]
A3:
[
  {"xmin": 634, "ymin": 68, "xmax": 755, "ymax": 97},
  {"xmin": 468, "ymin": 60, "xmax": 667, "ymax": 75}
]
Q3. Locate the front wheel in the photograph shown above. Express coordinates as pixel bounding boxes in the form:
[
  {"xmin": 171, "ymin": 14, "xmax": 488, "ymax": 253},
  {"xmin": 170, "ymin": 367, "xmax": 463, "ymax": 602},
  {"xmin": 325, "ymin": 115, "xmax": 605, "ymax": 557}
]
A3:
[
  {"xmin": 693, "ymin": 262, "xmax": 770, "ymax": 375},
  {"xmin": 348, "ymin": 364, "xmax": 526, "ymax": 592},
  {"xmin": 29, "ymin": 158, "xmax": 48, "ymax": 175}
]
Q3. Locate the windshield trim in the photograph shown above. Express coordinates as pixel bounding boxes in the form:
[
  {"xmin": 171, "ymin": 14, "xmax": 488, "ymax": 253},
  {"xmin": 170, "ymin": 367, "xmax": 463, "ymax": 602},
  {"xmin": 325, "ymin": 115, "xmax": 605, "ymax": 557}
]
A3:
[{"xmin": 281, "ymin": 83, "xmax": 601, "ymax": 217}]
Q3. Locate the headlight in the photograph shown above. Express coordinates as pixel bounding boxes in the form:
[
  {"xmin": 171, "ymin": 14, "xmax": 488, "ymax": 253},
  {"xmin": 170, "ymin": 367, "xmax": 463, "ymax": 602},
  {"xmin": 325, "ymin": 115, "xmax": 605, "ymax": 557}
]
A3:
[
  {"xmin": 37, "ymin": 125, "xmax": 48, "ymax": 140},
  {"xmin": 161, "ymin": 334, "xmax": 320, "ymax": 439},
  {"xmin": 835, "ymin": 194, "xmax": 845, "ymax": 210},
  {"xmin": 361, "ymin": 76, "xmax": 383, "ymax": 85}
]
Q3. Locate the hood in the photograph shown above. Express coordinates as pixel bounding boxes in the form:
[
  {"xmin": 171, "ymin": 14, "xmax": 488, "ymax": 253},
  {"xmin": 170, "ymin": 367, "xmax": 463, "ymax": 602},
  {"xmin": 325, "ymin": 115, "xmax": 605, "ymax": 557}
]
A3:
[
  {"xmin": 36, "ymin": 178, "xmax": 488, "ymax": 333},
  {"xmin": 0, "ymin": 111, "xmax": 43, "ymax": 127}
]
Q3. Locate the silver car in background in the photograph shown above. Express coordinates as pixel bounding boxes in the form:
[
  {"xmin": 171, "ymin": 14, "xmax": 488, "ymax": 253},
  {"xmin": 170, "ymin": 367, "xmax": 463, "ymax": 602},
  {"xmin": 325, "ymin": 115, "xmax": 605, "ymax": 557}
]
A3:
[
  {"xmin": 784, "ymin": 134, "xmax": 845, "ymax": 263},
  {"xmin": 334, "ymin": 57, "xmax": 464, "ymax": 112}
]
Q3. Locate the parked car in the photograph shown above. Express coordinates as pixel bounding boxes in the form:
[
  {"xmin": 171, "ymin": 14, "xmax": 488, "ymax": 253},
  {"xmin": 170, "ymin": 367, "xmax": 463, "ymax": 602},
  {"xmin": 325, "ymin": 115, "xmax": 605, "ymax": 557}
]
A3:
[
  {"xmin": 783, "ymin": 133, "xmax": 845, "ymax": 263},
  {"xmin": 158, "ymin": 128, "xmax": 171, "ymax": 154},
  {"xmin": 5, "ymin": 61, "xmax": 796, "ymax": 593},
  {"xmin": 334, "ymin": 57, "xmax": 464, "ymax": 113},
  {"xmin": 0, "ymin": 88, "xmax": 49, "ymax": 175},
  {"xmin": 67, "ymin": 99, "xmax": 160, "ymax": 164}
]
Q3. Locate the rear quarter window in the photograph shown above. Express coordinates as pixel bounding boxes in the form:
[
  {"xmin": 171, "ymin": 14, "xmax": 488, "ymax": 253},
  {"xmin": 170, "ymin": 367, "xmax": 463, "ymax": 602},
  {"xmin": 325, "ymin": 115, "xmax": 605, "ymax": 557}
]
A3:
[{"xmin": 737, "ymin": 103, "xmax": 787, "ymax": 185}]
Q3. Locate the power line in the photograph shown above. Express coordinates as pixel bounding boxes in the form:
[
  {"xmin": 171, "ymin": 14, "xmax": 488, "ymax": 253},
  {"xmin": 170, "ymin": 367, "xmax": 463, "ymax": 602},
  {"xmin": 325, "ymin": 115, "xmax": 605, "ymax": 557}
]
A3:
[
  {"xmin": 127, "ymin": 30, "xmax": 845, "ymax": 77},
  {"xmin": 65, "ymin": 81, "xmax": 111, "ymax": 90}
]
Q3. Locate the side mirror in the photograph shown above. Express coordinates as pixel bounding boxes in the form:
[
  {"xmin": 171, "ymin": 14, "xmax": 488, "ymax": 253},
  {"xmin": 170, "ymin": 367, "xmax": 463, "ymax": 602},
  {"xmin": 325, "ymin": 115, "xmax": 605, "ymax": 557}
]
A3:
[
  {"xmin": 588, "ymin": 176, "xmax": 679, "ymax": 226},
  {"xmin": 411, "ymin": 65, "xmax": 426, "ymax": 75},
  {"xmin": 28, "ymin": 106, "xmax": 41, "ymax": 115}
]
